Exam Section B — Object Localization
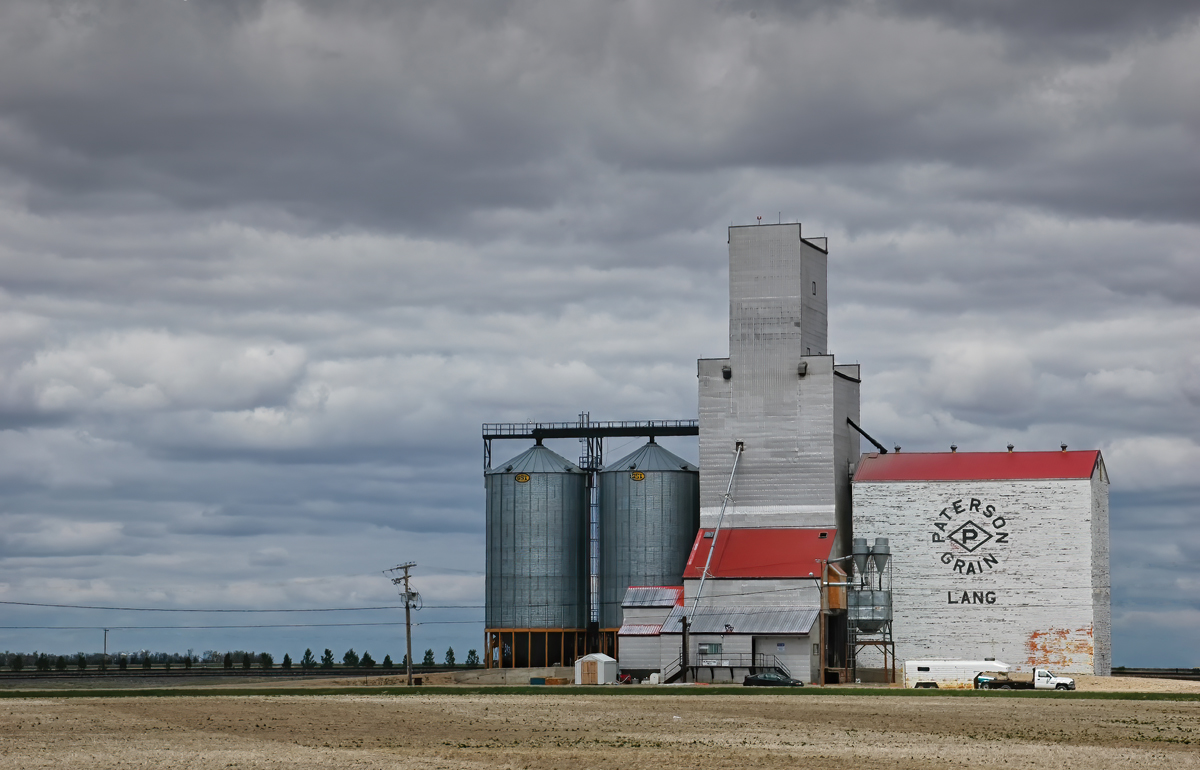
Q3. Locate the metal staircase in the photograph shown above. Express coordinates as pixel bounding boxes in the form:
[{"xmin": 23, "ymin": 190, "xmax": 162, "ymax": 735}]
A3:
[{"xmin": 661, "ymin": 652, "xmax": 791, "ymax": 684}]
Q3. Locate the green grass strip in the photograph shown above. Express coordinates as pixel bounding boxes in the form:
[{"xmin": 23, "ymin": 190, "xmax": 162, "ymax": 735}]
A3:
[{"xmin": 0, "ymin": 686, "xmax": 1196, "ymax": 701}]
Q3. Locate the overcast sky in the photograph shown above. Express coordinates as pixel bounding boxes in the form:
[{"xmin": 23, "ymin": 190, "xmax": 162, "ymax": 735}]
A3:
[{"xmin": 0, "ymin": 0, "xmax": 1196, "ymax": 667}]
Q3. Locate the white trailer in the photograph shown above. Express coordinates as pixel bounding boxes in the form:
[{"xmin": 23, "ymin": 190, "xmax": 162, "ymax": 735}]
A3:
[{"xmin": 903, "ymin": 659, "xmax": 1011, "ymax": 689}]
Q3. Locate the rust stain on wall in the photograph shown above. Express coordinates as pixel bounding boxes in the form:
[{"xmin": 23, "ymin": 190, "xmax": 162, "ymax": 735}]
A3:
[{"xmin": 1025, "ymin": 625, "xmax": 1093, "ymax": 669}]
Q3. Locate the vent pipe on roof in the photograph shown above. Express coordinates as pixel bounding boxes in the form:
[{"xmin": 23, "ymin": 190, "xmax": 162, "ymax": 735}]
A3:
[
  {"xmin": 1007, "ymin": 444, "xmax": 1014, "ymax": 453},
  {"xmin": 1061, "ymin": 443, "xmax": 1068, "ymax": 452},
  {"xmin": 951, "ymin": 444, "xmax": 957, "ymax": 453}
]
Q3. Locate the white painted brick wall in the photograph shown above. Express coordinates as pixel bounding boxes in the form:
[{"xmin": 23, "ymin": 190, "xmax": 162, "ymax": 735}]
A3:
[
  {"xmin": 1090, "ymin": 470, "xmax": 1112, "ymax": 674},
  {"xmin": 852, "ymin": 471, "xmax": 1110, "ymax": 674}
]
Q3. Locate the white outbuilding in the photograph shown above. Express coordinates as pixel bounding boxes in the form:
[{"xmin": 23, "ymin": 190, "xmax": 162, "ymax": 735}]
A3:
[{"xmin": 574, "ymin": 653, "xmax": 618, "ymax": 684}]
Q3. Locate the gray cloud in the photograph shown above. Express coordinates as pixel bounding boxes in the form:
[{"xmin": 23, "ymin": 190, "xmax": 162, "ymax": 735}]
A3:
[
  {"xmin": 2, "ymin": 2, "xmax": 1197, "ymax": 235},
  {"xmin": 0, "ymin": 0, "xmax": 1195, "ymax": 664}
]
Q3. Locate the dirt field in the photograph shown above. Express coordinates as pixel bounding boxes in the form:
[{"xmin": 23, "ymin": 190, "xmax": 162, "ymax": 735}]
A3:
[{"xmin": 1, "ymin": 690, "xmax": 1197, "ymax": 770}]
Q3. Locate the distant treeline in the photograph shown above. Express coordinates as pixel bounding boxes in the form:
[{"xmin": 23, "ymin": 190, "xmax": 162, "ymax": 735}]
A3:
[{"xmin": 2, "ymin": 646, "xmax": 480, "ymax": 672}]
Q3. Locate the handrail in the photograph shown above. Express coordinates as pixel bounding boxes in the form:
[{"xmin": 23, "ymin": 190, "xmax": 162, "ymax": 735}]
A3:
[
  {"xmin": 483, "ymin": 420, "xmax": 699, "ymax": 439},
  {"xmin": 663, "ymin": 652, "xmax": 791, "ymax": 680},
  {"xmin": 689, "ymin": 653, "xmax": 789, "ymax": 676}
]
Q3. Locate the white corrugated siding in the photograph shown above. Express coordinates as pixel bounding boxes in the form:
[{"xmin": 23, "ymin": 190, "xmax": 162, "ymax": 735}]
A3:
[
  {"xmin": 616, "ymin": 635, "xmax": 662, "ymax": 670},
  {"xmin": 620, "ymin": 605, "xmax": 675, "ymax": 626},
  {"xmin": 697, "ymin": 227, "xmax": 858, "ymax": 551},
  {"xmin": 752, "ymin": 635, "xmax": 812, "ymax": 682}
]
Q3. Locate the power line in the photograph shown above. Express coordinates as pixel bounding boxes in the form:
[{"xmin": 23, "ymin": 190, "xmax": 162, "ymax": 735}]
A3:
[
  {"xmin": 0, "ymin": 600, "xmax": 483, "ymax": 612},
  {"xmin": 0, "ymin": 620, "xmax": 483, "ymax": 631},
  {"xmin": 0, "ymin": 581, "xmax": 1112, "ymax": 615},
  {"xmin": 0, "ymin": 596, "xmax": 1113, "ymax": 629},
  {"xmin": 0, "ymin": 597, "xmax": 1118, "ymax": 631},
  {"xmin": 0, "ymin": 622, "xmax": 410, "ymax": 630}
]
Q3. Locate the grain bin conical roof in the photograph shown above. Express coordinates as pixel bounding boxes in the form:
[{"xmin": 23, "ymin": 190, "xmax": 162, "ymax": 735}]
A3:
[
  {"xmin": 486, "ymin": 443, "xmax": 582, "ymax": 475},
  {"xmin": 602, "ymin": 441, "xmax": 697, "ymax": 473}
]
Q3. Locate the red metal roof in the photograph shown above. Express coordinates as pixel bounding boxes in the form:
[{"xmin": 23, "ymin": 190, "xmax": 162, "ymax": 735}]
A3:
[
  {"xmin": 682, "ymin": 528, "xmax": 835, "ymax": 579},
  {"xmin": 853, "ymin": 450, "xmax": 1102, "ymax": 482}
]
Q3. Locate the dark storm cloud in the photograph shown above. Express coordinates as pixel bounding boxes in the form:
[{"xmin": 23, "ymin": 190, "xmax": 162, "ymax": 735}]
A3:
[
  {"xmin": 888, "ymin": 0, "xmax": 1200, "ymax": 52},
  {"xmin": 0, "ymin": 0, "xmax": 571, "ymax": 229},
  {"xmin": 734, "ymin": 0, "xmax": 1200, "ymax": 53},
  {"xmin": 2, "ymin": 0, "xmax": 1197, "ymax": 237}
]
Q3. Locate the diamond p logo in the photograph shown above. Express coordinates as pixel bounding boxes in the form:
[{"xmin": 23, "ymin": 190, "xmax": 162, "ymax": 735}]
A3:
[
  {"xmin": 931, "ymin": 498, "xmax": 1009, "ymax": 576},
  {"xmin": 948, "ymin": 520, "xmax": 992, "ymax": 553}
]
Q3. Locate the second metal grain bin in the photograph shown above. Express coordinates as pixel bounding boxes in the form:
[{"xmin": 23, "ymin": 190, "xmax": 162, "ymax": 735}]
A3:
[
  {"xmin": 598, "ymin": 440, "xmax": 699, "ymax": 629},
  {"xmin": 485, "ymin": 442, "xmax": 589, "ymax": 667}
]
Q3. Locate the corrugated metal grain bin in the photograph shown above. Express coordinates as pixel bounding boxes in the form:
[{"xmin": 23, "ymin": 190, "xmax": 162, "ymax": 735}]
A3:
[
  {"xmin": 486, "ymin": 444, "xmax": 589, "ymax": 629},
  {"xmin": 598, "ymin": 441, "xmax": 699, "ymax": 628}
]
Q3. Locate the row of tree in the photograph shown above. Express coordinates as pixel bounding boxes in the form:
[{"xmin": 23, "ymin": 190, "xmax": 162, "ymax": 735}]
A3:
[{"xmin": 3, "ymin": 647, "xmax": 481, "ymax": 672}]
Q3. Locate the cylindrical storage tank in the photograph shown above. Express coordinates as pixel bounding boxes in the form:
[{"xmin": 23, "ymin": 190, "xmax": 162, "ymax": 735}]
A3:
[
  {"xmin": 848, "ymin": 589, "xmax": 893, "ymax": 633},
  {"xmin": 485, "ymin": 444, "xmax": 589, "ymax": 629},
  {"xmin": 598, "ymin": 441, "xmax": 699, "ymax": 629}
]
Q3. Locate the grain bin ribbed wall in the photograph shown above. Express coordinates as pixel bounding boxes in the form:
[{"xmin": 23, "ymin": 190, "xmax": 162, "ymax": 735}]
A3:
[
  {"xmin": 598, "ymin": 441, "xmax": 699, "ymax": 629},
  {"xmin": 485, "ymin": 444, "xmax": 589, "ymax": 629}
]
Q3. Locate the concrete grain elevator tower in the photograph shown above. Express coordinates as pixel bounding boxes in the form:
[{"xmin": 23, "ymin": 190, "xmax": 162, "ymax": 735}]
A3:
[{"xmin": 697, "ymin": 223, "xmax": 860, "ymax": 549}]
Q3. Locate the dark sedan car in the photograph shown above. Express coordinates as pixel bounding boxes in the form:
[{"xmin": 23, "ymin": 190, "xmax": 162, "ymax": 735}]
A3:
[{"xmin": 743, "ymin": 670, "xmax": 804, "ymax": 687}]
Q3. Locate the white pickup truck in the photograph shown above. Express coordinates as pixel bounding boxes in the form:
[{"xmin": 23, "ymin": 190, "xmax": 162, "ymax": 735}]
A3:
[
  {"xmin": 974, "ymin": 668, "xmax": 1076, "ymax": 690},
  {"xmin": 903, "ymin": 659, "xmax": 1076, "ymax": 690}
]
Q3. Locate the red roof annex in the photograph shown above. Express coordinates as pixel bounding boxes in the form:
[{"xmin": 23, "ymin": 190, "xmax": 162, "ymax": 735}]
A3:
[
  {"xmin": 682, "ymin": 528, "xmax": 835, "ymax": 579},
  {"xmin": 853, "ymin": 450, "xmax": 1103, "ymax": 482}
]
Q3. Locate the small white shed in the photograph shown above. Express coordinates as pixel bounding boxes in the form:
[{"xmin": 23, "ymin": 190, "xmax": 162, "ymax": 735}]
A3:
[{"xmin": 574, "ymin": 653, "xmax": 618, "ymax": 685}]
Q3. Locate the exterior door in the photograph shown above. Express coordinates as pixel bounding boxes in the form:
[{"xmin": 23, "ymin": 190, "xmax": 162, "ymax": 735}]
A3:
[{"xmin": 582, "ymin": 660, "xmax": 598, "ymax": 685}]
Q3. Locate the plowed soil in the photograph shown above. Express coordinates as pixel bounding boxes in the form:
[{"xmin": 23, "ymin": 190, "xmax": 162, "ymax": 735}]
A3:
[{"xmin": 1, "ymin": 691, "xmax": 1197, "ymax": 770}]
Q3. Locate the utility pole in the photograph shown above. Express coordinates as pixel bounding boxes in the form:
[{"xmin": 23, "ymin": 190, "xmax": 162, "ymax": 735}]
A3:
[
  {"xmin": 385, "ymin": 563, "xmax": 419, "ymax": 686},
  {"xmin": 818, "ymin": 585, "xmax": 825, "ymax": 688},
  {"xmin": 103, "ymin": 629, "xmax": 108, "ymax": 672}
]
